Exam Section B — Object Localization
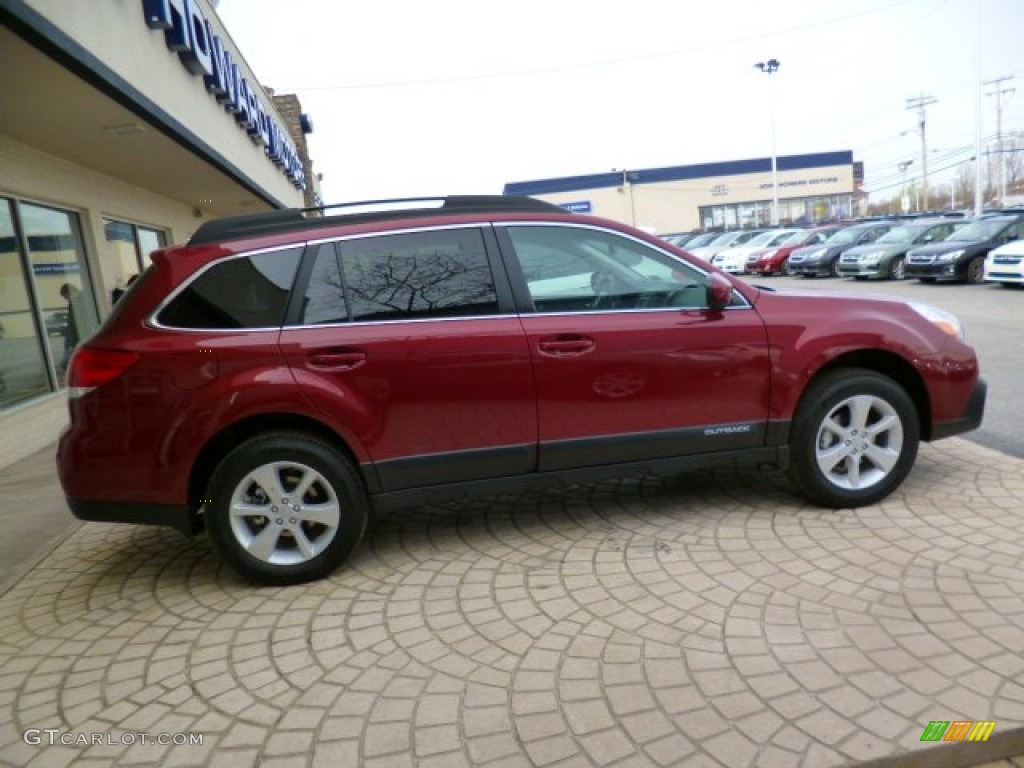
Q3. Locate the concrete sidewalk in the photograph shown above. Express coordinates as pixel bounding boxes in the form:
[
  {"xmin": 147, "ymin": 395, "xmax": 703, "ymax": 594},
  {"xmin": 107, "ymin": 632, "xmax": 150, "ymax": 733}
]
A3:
[{"xmin": 0, "ymin": 439, "xmax": 1022, "ymax": 767}]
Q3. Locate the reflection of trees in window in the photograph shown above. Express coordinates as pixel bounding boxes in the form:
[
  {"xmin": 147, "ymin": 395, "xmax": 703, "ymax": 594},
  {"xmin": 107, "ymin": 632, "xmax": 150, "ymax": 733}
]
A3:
[{"xmin": 341, "ymin": 230, "xmax": 497, "ymax": 321}]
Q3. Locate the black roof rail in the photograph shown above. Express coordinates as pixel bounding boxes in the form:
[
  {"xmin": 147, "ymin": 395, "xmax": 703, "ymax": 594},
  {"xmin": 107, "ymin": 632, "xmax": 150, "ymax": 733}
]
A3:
[{"xmin": 188, "ymin": 195, "xmax": 566, "ymax": 246}]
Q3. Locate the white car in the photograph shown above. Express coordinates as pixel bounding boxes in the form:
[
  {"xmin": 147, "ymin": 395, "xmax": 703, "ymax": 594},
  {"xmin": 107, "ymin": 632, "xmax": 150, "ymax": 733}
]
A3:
[
  {"xmin": 713, "ymin": 229, "xmax": 804, "ymax": 274},
  {"xmin": 688, "ymin": 229, "xmax": 765, "ymax": 262},
  {"xmin": 983, "ymin": 239, "xmax": 1024, "ymax": 286}
]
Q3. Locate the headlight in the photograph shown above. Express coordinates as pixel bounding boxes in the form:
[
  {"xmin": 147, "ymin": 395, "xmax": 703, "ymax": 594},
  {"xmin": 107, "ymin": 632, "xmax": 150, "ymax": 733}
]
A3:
[
  {"xmin": 808, "ymin": 248, "xmax": 826, "ymax": 260},
  {"xmin": 938, "ymin": 250, "xmax": 964, "ymax": 263},
  {"xmin": 861, "ymin": 251, "xmax": 884, "ymax": 266},
  {"xmin": 910, "ymin": 302, "xmax": 964, "ymax": 340}
]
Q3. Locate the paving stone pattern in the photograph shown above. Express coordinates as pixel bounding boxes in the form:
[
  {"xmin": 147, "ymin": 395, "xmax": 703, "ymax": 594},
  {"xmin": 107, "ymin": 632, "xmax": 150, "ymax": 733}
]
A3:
[{"xmin": 1, "ymin": 438, "xmax": 1022, "ymax": 767}]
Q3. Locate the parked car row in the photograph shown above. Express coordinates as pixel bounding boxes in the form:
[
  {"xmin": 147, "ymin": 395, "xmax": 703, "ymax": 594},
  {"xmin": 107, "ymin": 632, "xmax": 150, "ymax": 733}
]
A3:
[{"xmin": 662, "ymin": 209, "xmax": 1024, "ymax": 286}]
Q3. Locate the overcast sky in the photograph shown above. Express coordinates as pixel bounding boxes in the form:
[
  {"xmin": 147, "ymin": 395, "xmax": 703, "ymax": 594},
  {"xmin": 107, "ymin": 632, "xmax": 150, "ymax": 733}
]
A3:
[{"xmin": 218, "ymin": 0, "xmax": 1024, "ymax": 207}]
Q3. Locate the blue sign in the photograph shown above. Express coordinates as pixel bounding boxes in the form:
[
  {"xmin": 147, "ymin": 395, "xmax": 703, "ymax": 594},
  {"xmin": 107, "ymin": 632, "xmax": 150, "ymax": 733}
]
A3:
[
  {"xmin": 142, "ymin": 0, "xmax": 306, "ymax": 190},
  {"xmin": 561, "ymin": 201, "xmax": 592, "ymax": 213}
]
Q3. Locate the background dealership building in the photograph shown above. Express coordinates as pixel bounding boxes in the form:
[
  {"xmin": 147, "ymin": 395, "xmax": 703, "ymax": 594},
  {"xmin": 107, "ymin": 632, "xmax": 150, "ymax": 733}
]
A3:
[
  {"xmin": 0, "ymin": 0, "xmax": 317, "ymax": 467},
  {"xmin": 505, "ymin": 151, "xmax": 865, "ymax": 234}
]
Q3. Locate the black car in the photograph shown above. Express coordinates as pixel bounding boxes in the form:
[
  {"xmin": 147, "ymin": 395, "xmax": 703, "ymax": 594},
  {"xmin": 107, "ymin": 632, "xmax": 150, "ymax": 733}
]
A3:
[
  {"xmin": 905, "ymin": 214, "xmax": 1024, "ymax": 283},
  {"xmin": 787, "ymin": 222, "xmax": 895, "ymax": 277}
]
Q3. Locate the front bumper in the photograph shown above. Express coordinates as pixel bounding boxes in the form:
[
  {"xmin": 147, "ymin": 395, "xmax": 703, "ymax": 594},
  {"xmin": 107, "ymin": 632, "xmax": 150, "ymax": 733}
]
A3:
[
  {"xmin": 905, "ymin": 262, "xmax": 960, "ymax": 280},
  {"xmin": 836, "ymin": 263, "xmax": 885, "ymax": 278},
  {"xmin": 930, "ymin": 378, "xmax": 987, "ymax": 441},
  {"xmin": 788, "ymin": 261, "xmax": 831, "ymax": 276}
]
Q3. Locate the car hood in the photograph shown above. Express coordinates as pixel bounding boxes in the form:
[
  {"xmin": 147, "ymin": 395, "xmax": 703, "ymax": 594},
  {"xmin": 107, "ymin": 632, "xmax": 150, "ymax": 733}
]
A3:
[{"xmin": 843, "ymin": 242, "xmax": 903, "ymax": 256}]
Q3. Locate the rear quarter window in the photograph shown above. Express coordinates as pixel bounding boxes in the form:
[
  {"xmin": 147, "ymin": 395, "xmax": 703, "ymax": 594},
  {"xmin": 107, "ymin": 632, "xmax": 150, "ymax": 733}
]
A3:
[{"xmin": 157, "ymin": 247, "xmax": 301, "ymax": 329}]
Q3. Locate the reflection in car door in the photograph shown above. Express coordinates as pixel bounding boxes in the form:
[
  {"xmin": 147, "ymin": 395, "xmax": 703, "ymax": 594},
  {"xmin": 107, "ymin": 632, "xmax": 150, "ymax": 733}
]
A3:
[{"xmin": 498, "ymin": 223, "xmax": 772, "ymax": 472}]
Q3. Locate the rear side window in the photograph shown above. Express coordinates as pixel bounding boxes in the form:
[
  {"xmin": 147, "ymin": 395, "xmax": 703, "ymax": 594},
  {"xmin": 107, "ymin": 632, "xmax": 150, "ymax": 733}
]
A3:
[
  {"xmin": 300, "ymin": 229, "xmax": 498, "ymax": 324},
  {"xmin": 158, "ymin": 247, "xmax": 301, "ymax": 329}
]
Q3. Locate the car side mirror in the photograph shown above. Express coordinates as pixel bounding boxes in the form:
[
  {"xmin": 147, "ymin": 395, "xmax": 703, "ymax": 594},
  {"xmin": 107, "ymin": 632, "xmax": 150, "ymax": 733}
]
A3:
[{"xmin": 707, "ymin": 272, "xmax": 733, "ymax": 310}]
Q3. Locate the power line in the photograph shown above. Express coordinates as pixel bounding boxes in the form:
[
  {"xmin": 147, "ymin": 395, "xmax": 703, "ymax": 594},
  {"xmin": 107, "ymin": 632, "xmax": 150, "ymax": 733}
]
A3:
[{"xmin": 271, "ymin": 0, "xmax": 918, "ymax": 91}]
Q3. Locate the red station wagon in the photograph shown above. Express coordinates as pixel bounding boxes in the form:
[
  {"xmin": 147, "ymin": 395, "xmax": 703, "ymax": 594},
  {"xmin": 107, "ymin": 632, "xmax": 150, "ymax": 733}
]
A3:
[{"xmin": 58, "ymin": 196, "xmax": 986, "ymax": 584}]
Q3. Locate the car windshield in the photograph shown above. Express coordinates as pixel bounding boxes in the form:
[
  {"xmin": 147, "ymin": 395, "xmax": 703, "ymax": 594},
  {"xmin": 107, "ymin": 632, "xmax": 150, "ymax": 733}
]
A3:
[
  {"xmin": 709, "ymin": 232, "xmax": 738, "ymax": 246},
  {"xmin": 946, "ymin": 219, "xmax": 1011, "ymax": 242},
  {"xmin": 824, "ymin": 227, "xmax": 864, "ymax": 245},
  {"xmin": 767, "ymin": 229, "xmax": 801, "ymax": 245},
  {"xmin": 876, "ymin": 226, "xmax": 923, "ymax": 244},
  {"xmin": 747, "ymin": 231, "xmax": 778, "ymax": 246},
  {"xmin": 686, "ymin": 233, "xmax": 717, "ymax": 247},
  {"xmin": 782, "ymin": 230, "xmax": 813, "ymax": 245}
]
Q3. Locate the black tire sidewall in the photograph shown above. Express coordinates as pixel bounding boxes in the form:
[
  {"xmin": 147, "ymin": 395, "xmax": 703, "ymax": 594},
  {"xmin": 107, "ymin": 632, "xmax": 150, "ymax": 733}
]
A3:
[
  {"xmin": 787, "ymin": 370, "xmax": 920, "ymax": 508},
  {"xmin": 206, "ymin": 433, "xmax": 367, "ymax": 585},
  {"xmin": 967, "ymin": 256, "xmax": 985, "ymax": 284}
]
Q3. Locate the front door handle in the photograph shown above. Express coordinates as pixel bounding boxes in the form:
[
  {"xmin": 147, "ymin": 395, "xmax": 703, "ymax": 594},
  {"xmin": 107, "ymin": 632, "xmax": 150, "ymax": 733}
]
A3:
[
  {"xmin": 538, "ymin": 336, "xmax": 596, "ymax": 357},
  {"xmin": 308, "ymin": 349, "xmax": 367, "ymax": 370}
]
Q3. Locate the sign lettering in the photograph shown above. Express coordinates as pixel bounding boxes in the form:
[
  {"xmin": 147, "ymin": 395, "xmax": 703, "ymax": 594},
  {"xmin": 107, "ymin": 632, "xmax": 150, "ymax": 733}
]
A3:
[{"xmin": 142, "ymin": 0, "xmax": 306, "ymax": 189}]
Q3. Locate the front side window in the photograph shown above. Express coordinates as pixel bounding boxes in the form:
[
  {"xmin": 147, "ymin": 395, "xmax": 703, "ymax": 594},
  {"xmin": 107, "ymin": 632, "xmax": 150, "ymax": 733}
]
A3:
[
  {"xmin": 507, "ymin": 225, "xmax": 715, "ymax": 312},
  {"xmin": 335, "ymin": 229, "xmax": 498, "ymax": 322},
  {"xmin": 158, "ymin": 248, "xmax": 301, "ymax": 329}
]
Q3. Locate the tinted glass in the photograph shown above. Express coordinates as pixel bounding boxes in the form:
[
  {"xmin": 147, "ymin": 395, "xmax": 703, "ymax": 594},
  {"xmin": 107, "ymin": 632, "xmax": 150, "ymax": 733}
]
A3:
[
  {"xmin": 508, "ymin": 225, "xmax": 712, "ymax": 312},
  {"xmin": 338, "ymin": 229, "xmax": 498, "ymax": 321},
  {"xmin": 300, "ymin": 244, "xmax": 347, "ymax": 325},
  {"xmin": 947, "ymin": 219, "xmax": 1010, "ymax": 241},
  {"xmin": 159, "ymin": 248, "xmax": 301, "ymax": 328}
]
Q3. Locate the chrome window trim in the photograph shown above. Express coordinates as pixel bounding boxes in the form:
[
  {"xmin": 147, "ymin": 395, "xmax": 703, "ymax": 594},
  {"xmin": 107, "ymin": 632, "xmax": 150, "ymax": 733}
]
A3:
[
  {"xmin": 296, "ymin": 313, "xmax": 521, "ymax": 330},
  {"xmin": 305, "ymin": 220, "xmax": 489, "ymax": 247},
  {"xmin": 149, "ymin": 243, "xmax": 303, "ymax": 332},
  {"xmin": 150, "ymin": 219, "xmax": 753, "ymax": 333}
]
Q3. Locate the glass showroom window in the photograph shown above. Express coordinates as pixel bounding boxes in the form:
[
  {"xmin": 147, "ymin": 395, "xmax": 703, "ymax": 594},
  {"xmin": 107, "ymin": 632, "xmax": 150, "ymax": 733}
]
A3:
[
  {"xmin": 103, "ymin": 219, "xmax": 166, "ymax": 303},
  {"xmin": 0, "ymin": 197, "xmax": 99, "ymax": 410},
  {"xmin": 1, "ymin": 199, "xmax": 51, "ymax": 408}
]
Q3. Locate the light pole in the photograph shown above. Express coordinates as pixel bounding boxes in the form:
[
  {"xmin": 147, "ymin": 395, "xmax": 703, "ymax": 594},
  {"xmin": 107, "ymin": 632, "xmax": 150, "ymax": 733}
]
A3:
[
  {"xmin": 755, "ymin": 58, "xmax": 780, "ymax": 226},
  {"xmin": 898, "ymin": 159, "xmax": 914, "ymax": 212}
]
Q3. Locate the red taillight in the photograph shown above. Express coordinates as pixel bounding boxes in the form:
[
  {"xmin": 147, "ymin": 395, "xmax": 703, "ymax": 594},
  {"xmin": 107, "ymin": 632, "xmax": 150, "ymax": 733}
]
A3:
[{"xmin": 67, "ymin": 347, "xmax": 139, "ymax": 391}]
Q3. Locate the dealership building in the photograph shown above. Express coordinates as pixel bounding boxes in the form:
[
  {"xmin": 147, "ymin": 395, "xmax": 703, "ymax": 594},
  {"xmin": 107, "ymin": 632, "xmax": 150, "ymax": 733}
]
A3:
[
  {"xmin": 1, "ymin": 0, "xmax": 316, "ymax": 467},
  {"xmin": 504, "ymin": 151, "xmax": 864, "ymax": 234}
]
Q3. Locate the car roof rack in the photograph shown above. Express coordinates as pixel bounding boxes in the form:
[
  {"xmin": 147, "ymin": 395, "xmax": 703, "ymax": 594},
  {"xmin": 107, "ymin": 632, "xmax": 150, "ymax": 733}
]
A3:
[{"xmin": 188, "ymin": 195, "xmax": 567, "ymax": 246}]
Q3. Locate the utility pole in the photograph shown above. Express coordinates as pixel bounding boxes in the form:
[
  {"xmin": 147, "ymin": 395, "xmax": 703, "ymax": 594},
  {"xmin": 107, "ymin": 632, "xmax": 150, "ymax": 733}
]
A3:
[
  {"xmin": 984, "ymin": 75, "xmax": 1015, "ymax": 207},
  {"xmin": 906, "ymin": 93, "xmax": 937, "ymax": 209}
]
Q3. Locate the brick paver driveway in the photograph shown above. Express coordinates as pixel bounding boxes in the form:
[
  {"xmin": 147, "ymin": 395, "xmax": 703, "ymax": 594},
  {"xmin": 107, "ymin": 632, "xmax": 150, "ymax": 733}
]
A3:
[{"xmin": 1, "ymin": 439, "xmax": 1023, "ymax": 767}]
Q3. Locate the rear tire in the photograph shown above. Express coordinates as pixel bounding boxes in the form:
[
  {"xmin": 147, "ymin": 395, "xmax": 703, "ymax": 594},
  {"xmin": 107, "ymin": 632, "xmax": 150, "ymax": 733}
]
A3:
[
  {"xmin": 206, "ymin": 432, "xmax": 368, "ymax": 584},
  {"xmin": 787, "ymin": 369, "xmax": 919, "ymax": 508}
]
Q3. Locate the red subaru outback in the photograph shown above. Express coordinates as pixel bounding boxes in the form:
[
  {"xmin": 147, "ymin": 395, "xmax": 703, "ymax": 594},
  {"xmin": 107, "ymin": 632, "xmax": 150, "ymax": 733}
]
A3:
[{"xmin": 58, "ymin": 196, "xmax": 985, "ymax": 584}]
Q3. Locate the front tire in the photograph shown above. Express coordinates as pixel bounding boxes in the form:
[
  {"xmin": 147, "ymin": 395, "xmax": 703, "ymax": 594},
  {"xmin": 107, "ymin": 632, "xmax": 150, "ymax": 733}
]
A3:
[
  {"xmin": 967, "ymin": 256, "xmax": 985, "ymax": 284},
  {"xmin": 889, "ymin": 256, "xmax": 906, "ymax": 280},
  {"xmin": 787, "ymin": 369, "xmax": 920, "ymax": 508},
  {"xmin": 206, "ymin": 432, "xmax": 368, "ymax": 585}
]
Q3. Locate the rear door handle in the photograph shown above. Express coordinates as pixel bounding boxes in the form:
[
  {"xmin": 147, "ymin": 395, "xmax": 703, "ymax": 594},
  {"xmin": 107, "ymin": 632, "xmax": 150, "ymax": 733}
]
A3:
[{"xmin": 308, "ymin": 350, "xmax": 367, "ymax": 370}]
